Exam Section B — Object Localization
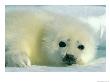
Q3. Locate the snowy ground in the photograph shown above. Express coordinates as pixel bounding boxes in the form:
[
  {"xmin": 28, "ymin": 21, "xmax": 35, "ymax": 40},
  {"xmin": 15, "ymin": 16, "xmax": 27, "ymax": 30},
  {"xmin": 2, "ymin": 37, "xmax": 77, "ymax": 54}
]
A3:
[
  {"xmin": 5, "ymin": 61, "xmax": 105, "ymax": 72},
  {"xmin": 5, "ymin": 5, "xmax": 106, "ymax": 72}
]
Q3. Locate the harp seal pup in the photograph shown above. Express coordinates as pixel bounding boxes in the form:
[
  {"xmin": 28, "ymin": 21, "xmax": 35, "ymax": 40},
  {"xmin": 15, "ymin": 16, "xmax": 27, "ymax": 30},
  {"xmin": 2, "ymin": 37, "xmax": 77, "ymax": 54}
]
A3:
[{"xmin": 5, "ymin": 9, "xmax": 96, "ymax": 67}]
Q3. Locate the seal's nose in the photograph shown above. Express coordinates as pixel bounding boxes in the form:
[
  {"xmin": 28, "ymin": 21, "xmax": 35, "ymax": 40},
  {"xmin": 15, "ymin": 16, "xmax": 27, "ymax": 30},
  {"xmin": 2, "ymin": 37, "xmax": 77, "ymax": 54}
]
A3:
[{"xmin": 63, "ymin": 54, "xmax": 76, "ymax": 65}]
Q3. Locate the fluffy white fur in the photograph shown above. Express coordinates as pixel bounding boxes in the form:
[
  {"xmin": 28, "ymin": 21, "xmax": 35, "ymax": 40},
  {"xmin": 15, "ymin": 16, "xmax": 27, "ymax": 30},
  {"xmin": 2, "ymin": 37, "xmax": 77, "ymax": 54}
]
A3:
[{"xmin": 5, "ymin": 9, "xmax": 96, "ymax": 67}]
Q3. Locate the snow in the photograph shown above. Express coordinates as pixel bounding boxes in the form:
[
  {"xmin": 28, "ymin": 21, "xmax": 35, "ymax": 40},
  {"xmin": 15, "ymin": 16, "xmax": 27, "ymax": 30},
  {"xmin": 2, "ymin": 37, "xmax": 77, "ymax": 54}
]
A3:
[{"xmin": 5, "ymin": 5, "xmax": 106, "ymax": 72}]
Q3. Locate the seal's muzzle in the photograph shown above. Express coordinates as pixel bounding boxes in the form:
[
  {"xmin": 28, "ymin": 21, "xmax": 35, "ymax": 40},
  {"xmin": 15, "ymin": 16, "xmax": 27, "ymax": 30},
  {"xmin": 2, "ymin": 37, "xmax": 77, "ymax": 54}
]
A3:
[{"xmin": 63, "ymin": 54, "xmax": 76, "ymax": 65}]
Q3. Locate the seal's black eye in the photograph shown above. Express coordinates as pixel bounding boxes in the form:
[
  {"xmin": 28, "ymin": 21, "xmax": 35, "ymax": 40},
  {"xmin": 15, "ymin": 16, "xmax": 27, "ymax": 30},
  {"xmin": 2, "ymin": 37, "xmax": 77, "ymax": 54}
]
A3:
[
  {"xmin": 59, "ymin": 41, "xmax": 66, "ymax": 47},
  {"xmin": 78, "ymin": 45, "xmax": 85, "ymax": 50}
]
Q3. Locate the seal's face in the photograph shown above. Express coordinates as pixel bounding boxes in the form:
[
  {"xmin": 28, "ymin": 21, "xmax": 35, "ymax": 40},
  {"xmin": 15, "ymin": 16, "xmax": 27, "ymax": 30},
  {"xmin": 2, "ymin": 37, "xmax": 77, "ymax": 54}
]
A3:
[
  {"xmin": 58, "ymin": 40, "xmax": 85, "ymax": 65},
  {"xmin": 42, "ymin": 22, "xmax": 96, "ymax": 66},
  {"xmin": 42, "ymin": 27, "xmax": 96, "ymax": 66}
]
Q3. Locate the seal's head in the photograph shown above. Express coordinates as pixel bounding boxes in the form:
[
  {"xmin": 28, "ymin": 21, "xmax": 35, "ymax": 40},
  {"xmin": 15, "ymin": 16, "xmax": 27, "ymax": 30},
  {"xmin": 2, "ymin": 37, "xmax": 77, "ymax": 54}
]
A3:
[{"xmin": 42, "ymin": 19, "xmax": 96, "ymax": 66}]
